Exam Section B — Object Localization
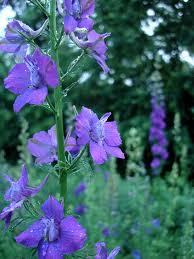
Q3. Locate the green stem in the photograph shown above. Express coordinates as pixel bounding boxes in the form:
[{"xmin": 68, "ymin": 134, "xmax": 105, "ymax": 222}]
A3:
[{"xmin": 49, "ymin": 0, "xmax": 67, "ymax": 207}]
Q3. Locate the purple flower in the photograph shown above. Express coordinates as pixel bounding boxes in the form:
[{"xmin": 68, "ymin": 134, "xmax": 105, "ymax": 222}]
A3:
[
  {"xmin": 75, "ymin": 107, "xmax": 124, "ymax": 164},
  {"xmin": 149, "ymin": 88, "xmax": 168, "ymax": 173},
  {"xmin": 131, "ymin": 250, "xmax": 141, "ymax": 259},
  {"xmin": 28, "ymin": 126, "xmax": 58, "ymax": 164},
  {"xmin": 64, "ymin": 0, "xmax": 95, "ymax": 34},
  {"xmin": 74, "ymin": 182, "xmax": 86, "ymax": 197},
  {"xmin": 15, "ymin": 196, "xmax": 87, "ymax": 258},
  {"xmin": 0, "ymin": 165, "xmax": 48, "ymax": 227},
  {"xmin": 74, "ymin": 204, "xmax": 87, "ymax": 215},
  {"xmin": 4, "ymin": 48, "xmax": 59, "ymax": 112},
  {"xmin": 28, "ymin": 126, "xmax": 81, "ymax": 164},
  {"xmin": 0, "ymin": 20, "xmax": 47, "ymax": 62},
  {"xmin": 95, "ymin": 242, "xmax": 120, "ymax": 259},
  {"xmin": 71, "ymin": 30, "xmax": 111, "ymax": 73}
]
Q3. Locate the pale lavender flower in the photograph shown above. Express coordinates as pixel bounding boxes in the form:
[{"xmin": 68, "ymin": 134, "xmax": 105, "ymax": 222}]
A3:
[
  {"xmin": 75, "ymin": 107, "xmax": 124, "ymax": 164},
  {"xmin": 28, "ymin": 126, "xmax": 81, "ymax": 164},
  {"xmin": 0, "ymin": 165, "xmax": 48, "ymax": 227},
  {"xmin": 4, "ymin": 48, "xmax": 59, "ymax": 112},
  {"xmin": 64, "ymin": 0, "xmax": 95, "ymax": 33},
  {"xmin": 74, "ymin": 182, "xmax": 86, "ymax": 197},
  {"xmin": 15, "ymin": 196, "xmax": 87, "ymax": 258},
  {"xmin": 95, "ymin": 242, "xmax": 120, "ymax": 259},
  {"xmin": 0, "ymin": 19, "xmax": 48, "ymax": 61},
  {"xmin": 151, "ymin": 218, "xmax": 160, "ymax": 228}
]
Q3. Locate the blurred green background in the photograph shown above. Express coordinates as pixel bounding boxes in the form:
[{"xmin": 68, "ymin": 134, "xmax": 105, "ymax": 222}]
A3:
[{"xmin": 0, "ymin": 0, "xmax": 194, "ymax": 258}]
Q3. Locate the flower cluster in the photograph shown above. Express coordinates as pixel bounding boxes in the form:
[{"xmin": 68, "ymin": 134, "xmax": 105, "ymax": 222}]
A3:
[
  {"xmin": 149, "ymin": 79, "xmax": 168, "ymax": 174},
  {"xmin": 0, "ymin": 0, "xmax": 122, "ymax": 258},
  {"xmin": 63, "ymin": 0, "xmax": 111, "ymax": 73}
]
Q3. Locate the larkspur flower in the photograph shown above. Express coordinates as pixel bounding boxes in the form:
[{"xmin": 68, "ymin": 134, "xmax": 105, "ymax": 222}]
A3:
[
  {"xmin": 70, "ymin": 30, "xmax": 111, "ymax": 73},
  {"xmin": 0, "ymin": 165, "xmax": 48, "ymax": 227},
  {"xmin": 28, "ymin": 126, "xmax": 81, "ymax": 164},
  {"xmin": 0, "ymin": 19, "xmax": 48, "ymax": 62},
  {"xmin": 15, "ymin": 196, "xmax": 87, "ymax": 258},
  {"xmin": 95, "ymin": 242, "xmax": 120, "ymax": 259},
  {"xmin": 64, "ymin": 0, "xmax": 95, "ymax": 34},
  {"xmin": 149, "ymin": 75, "xmax": 168, "ymax": 174},
  {"xmin": 75, "ymin": 107, "xmax": 124, "ymax": 164},
  {"xmin": 4, "ymin": 48, "xmax": 59, "ymax": 112},
  {"xmin": 74, "ymin": 204, "xmax": 87, "ymax": 215},
  {"xmin": 28, "ymin": 126, "xmax": 58, "ymax": 164},
  {"xmin": 74, "ymin": 182, "xmax": 86, "ymax": 197},
  {"xmin": 151, "ymin": 218, "xmax": 160, "ymax": 228}
]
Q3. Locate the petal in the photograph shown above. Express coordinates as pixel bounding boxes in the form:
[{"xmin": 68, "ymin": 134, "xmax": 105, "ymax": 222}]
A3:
[
  {"xmin": 22, "ymin": 174, "xmax": 48, "ymax": 198},
  {"xmin": 33, "ymin": 49, "xmax": 59, "ymax": 88},
  {"xmin": 0, "ymin": 40, "xmax": 20, "ymax": 53},
  {"xmin": 100, "ymin": 112, "xmax": 111, "ymax": 124},
  {"xmin": 108, "ymin": 247, "xmax": 120, "ymax": 259},
  {"xmin": 81, "ymin": 0, "xmax": 95, "ymax": 16},
  {"xmin": 15, "ymin": 220, "xmax": 44, "ymax": 248},
  {"xmin": 28, "ymin": 87, "xmax": 48, "ymax": 105},
  {"xmin": 77, "ymin": 132, "xmax": 90, "ymax": 146},
  {"xmin": 64, "ymin": 0, "xmax": 73, "ymax": 13},
  {"xmin": 41, "ymin": 196, "xmax": 64, "ymax": 223},
  {"xmin": 95, "ymin": 242, "xmax": 108, "ymax": 259},
  {"xmin": 78, "ymin": 18, "xmax": 94, "ymax": 30},
  {"xmin": 13, "ymin": 88, "xmax": 34, "ymax": 112},
  {"xmin": 48, "ymin": 126, "xmax": 57, "ymax": 147},
  {"xmin": 15, "ymin": 44, "xmax": 28, "ymax": 62},
  {"xmin": 18, "ymin": 164, "xmax": 29, "ymax": 188},
  {"xmin": 91, "ymin": 52, "xmax": 110, "ymax": 73},
  {"xmin": 4, "ymin": 63, "xmax": 30, "ymax": 94},
  {"xmin": 89, "ymin": 141, "xmax": 107, "ymax": 164},
  {"xmin": 59, "ymin": 216, "xmax": 87, "ymax": 254},
  {"xmin": 75, "ymin": 107, "xmax": 97, "ymax": 135},
  {"xmin": 64, "ymin": 15, "xmax": 78, "ymax": 33},
  {"xmin": 43, "ymin": 242, "xmax": 64, "ymax": 259},
  {"xmin": 103, "ymin": 143, "xmax": 125, "ymax": 159},
  {"xmin": 104, "ymin": 122, "xmax": 122, "ymax": 146}
]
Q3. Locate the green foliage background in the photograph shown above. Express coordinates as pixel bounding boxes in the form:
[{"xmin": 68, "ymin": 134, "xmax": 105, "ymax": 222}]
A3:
[{"xmin": 0, "ymin": 0, "xmax": 193, "ymax": 258}]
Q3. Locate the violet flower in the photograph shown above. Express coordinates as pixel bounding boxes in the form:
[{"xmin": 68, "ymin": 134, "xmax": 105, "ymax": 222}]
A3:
[
  {"xmin": 70, "ymin": 30, "xmax": 111, "ymax": 73},
  {"xmin": 4, "ymin": 48, "xmax": 59, "ymax": 112},
  {"xmin": 64, "ymin": 0, "xmax": 95, "ymax": 34},
  {"xmin": 28, "ymin": 126, "xmax": 58, "ymax": 164},
  {"xmin": 75, "ymin": 107, "xmax": 124, "ymax": 164},
  {"xmin": 15, "ymin": 196, "xmax": 87, "ymax": 258},
  {"xmin": 95, "ymin": 242, "xmax": 120, "ymax": 259},
  {"xmin": 74, "ymin": 182, "xmax": 86, "ymax": 197},
  {"xmin": 28, "ymin": 126, "xmax": 81, "ymax": 164},
  {"xmin": 102, "ymin": 227, "xmax": 111, "ymax": 237},
  {"xmin": 0, "ymin": 19, "xmax": 48, "ymax": 62},
  {"xmin": 0, "ymin": 165, "xmax": 48, "ymax": 227},
  {"xmin": 74, "ymin": 204, "xmax": 87, "ymax": 215},
  {"xmin": 149, "ymin": 89, "xmax": 168, "ymax": 174}
]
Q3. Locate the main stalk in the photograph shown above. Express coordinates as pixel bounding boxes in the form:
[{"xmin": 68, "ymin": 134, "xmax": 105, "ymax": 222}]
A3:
[{"xmin": 49, "ymin": 0, "xmax": 67, "ymax": 208}]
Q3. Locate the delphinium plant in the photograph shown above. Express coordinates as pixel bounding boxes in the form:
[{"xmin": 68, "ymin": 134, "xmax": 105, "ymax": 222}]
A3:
[{"xmin": 0, "ymin": 0, "xmax": 124, "ymax": 258}]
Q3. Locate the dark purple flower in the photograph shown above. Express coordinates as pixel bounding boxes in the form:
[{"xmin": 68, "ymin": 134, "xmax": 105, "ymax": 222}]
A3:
[
  {"xmin": 75, "ymin": 107, "xmax": 124, "ymax": 164},
  {"xmin": 74, "ymin": 182, "xmax": 86, "ymax": 197},
  {"xmin": 131, "ymin": 250, "xmax": 141, "ymax": 259},
  {"xmin": 4, "ymin": 48, "xmax": 59, "ymax": 112},
  {"xmin": 64, "ymin": 0, "xmax": 95, "ymax": 34},
  {"xmin": 0, "ymin": 20, "xmax": 48, "ymax": 61},
  {"xmin": 102, "ymin": 227, "xmax": 110, "ymax": 237},
  {"xmin": 15, "ymin": 196, "xmax": 87, "ymax": 258},
  {"xmin": 95, "ymin": 242, "xmax": 120, "ymax": 259},
  {"xmin": 74, "ymin": 204, "xmax": 87, "ymax": 215},
  {"xmin": 0, "ymin": 165, "xmax": 48, "ymax": 227},
  {"xmin": 149, "ymin": 89, "xmax": 168, "ymax": 173}
]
